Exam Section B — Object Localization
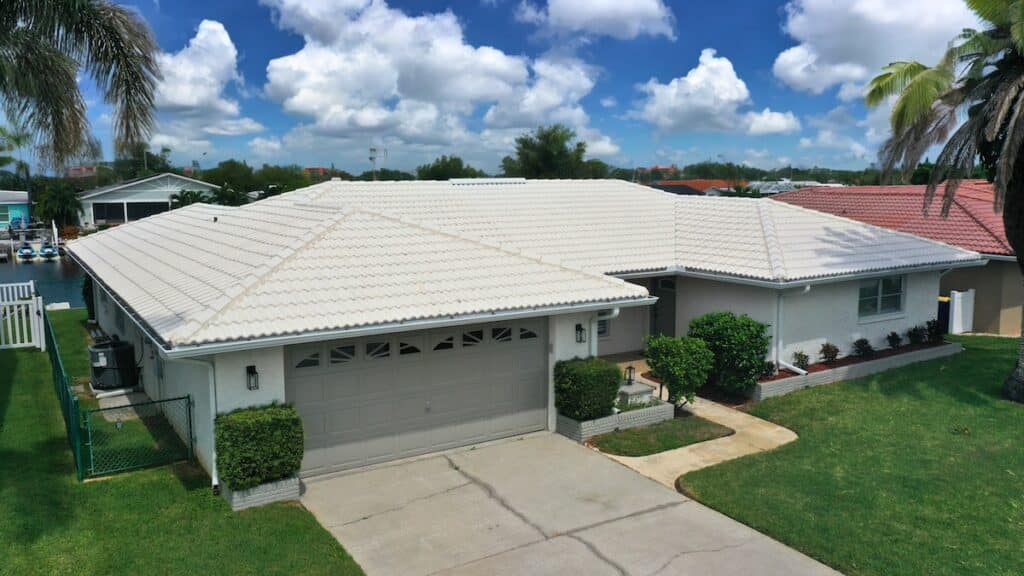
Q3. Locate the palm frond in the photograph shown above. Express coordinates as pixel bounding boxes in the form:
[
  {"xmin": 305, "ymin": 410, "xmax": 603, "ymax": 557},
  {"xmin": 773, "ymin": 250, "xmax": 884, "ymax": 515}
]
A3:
[
  {"xmin": 865, "ymin": 61, "xmax": 929, "ymax": 107},
  {"xmin": 966, "ymin": 0, "xmax": 1012, "ymax": 27},
  {"xmin": 926, "ymin": 114, "xmax": 984, "ymax": 216},
  {"xmin": 890, "ymin": 67, "xmax": 955, "ymax": 134},
  {"xmin": 1011, "ymin": 0, "xmax": 1024, "ymax": 53},
  {"xmin": 994, "ymin": 87, "xmax": 1024, "ymax": 211}
]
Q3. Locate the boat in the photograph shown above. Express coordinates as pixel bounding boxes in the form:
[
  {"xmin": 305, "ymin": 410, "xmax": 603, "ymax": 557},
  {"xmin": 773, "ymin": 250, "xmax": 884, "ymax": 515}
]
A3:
[
  {"xmin": 39, "ymin": 241, "xmax": 59, "ymax": 260},
  {"xmin": 16, "ymin": 243, "xmax": 35, "ymax": 261}
]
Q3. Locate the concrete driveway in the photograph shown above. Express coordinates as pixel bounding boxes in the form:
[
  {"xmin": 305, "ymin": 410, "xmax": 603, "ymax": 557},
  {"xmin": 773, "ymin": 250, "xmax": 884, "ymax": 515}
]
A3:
[{"xmin": 302, "ymin": 433, "xmax": 839, "ymax": 576}]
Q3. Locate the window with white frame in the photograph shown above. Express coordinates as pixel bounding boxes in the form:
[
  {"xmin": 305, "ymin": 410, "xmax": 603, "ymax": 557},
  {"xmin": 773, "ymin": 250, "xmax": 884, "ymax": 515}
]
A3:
[{"xmin": 858, "ymin": 275, "xmax": 904, "ymax": 317}]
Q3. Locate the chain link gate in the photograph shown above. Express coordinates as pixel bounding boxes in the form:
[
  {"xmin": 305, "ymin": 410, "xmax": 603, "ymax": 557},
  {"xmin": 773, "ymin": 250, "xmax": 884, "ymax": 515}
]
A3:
[{"xmin": 83, "ymin": 396, "xmax": 193, "ymax": 477}]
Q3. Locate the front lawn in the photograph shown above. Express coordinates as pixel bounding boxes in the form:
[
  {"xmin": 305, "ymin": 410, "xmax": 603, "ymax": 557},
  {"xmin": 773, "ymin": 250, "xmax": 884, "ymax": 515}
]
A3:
[
  {"xmin": 680, "ymin": 335, "xmax": 1024, "ymax": 576},
  {"xmin": 590, "ymin": 413, "xmax": 733, "ymax": 457},
  {"xmin": 0, "ymin": 309, "xmax": 365, "ymax": 575}
]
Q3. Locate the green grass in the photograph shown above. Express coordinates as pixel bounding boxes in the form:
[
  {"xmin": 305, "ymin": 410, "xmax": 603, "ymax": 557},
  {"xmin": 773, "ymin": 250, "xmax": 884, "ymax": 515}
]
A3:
[
  {"xmin": 1, "ymin": 310, "xmax": 365, "ymax": 575},
  {"xmin": 590, "ymin": 414, "xmax": 733, "ymax": 457},
  {"xmin": 680, "ymin": 335, "xmax": 1024, "ymax": 576},
  {"xmin": 48, "ymin": 308, "xmax": 91, "ymax": 381}
]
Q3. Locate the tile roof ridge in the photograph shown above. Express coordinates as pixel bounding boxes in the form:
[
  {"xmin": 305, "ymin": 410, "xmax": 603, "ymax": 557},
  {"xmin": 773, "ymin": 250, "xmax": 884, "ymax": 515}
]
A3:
[
  {"xmin": 771, "ymin": 198, "xmax": 983, "ymax": 258},
  {"xmin": 951, "ymin": 195, "xmax": 1014, "ymax": 255},
  {"xmin": 356, "ymin": 206, "xmax": 645, "ymax": 291},
  {"xmin": 170, "ymin": 207, "xmax": 356, "ymax": 344},
  {"xmin": 757, "ymin": 200, "xmax": 788, "ymax": 281}
]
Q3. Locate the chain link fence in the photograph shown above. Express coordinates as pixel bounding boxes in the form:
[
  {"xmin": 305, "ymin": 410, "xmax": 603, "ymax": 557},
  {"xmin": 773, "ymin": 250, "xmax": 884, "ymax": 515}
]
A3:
[
  {"xmin": 83, "ymin": 397, "xmax": 193, "ymax": 477},
  {"xmin": 45, "ymin": 308, "xmax": 86, "ymax": 481}
]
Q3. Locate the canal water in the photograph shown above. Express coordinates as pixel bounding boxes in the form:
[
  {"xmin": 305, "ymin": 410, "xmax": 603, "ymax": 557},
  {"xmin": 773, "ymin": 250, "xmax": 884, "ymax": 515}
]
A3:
[{"xmin": 0, "ymin": 257, "xmax": 86, "ymax": 307}]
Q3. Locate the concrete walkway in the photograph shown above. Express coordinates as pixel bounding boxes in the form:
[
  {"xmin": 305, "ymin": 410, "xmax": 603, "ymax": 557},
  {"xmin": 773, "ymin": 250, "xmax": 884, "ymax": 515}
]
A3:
[
  {"xmin": 302, "ymin": 433, "xmax": 838, "ymax": 576},
  {"xmin": 605, "ymin": 356, "xmax": 799, "ymax": 489}
]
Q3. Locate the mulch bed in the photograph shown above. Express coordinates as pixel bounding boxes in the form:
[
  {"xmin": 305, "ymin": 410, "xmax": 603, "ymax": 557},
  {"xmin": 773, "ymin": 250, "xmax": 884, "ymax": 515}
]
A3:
[
  {"xmin": 641, "ymin": 371, "xmax": 753, "ymax": 409},
  {"xmin": 761, "ymin": 341, "xmax": 946, "ymax": 382}
]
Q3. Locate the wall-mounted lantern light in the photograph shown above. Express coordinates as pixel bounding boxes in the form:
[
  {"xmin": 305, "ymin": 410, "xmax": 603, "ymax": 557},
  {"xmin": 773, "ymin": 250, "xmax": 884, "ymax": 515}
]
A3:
[
  {"xmin": 625, "ymin": 365, "xmax": 636, "ymax": 385},
  {"xmin": 575, "ymin": 323, "xmax": 587, "ymax": 343},
  {"xmin": 246, "ymin": 365, "xmax": 259, "ymax": 391}
]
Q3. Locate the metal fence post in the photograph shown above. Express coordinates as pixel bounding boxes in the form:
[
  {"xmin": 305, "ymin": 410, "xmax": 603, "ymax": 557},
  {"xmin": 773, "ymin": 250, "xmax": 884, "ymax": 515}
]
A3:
[{"xmin": 187, "ymin": 396, "xmax": 195, "ymax": 462}]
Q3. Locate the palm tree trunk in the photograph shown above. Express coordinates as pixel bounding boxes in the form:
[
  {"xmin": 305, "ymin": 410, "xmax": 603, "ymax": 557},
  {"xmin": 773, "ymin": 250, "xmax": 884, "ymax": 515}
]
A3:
[{"xmin": 1002, "ymin": 174, "xmax": 1024, "ymax": 402}]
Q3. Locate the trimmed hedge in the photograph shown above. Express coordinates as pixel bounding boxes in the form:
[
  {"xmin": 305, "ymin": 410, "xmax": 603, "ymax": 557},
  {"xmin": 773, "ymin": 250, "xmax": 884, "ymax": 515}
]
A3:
[
  {"xmin": 644, "ymin": 335, "xmax": 713, "ymax": 403},
  {"xmin": 215, "ymin": 404, "xmax": 304, "ymax": 491},
  {"xmin": 554, "ymin": 357, "xmax": 621, "ymax": 421},
  {"xmin": 688, "ymin": 311, "xmax": 770, "ymax": 394}
]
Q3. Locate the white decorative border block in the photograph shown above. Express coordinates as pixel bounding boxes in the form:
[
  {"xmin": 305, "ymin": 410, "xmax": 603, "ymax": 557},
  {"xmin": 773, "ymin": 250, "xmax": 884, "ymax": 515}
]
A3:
[
  {"xmin": 221, "ymin": 475, "xmax": 300, "ymax": 511},
  {"xmin": 754, "ymin": 342, "xmax": 963, "ymax": 401},
  {"xmin": 556, "ymin": 400, "xmax": 675, "ymax": 442}
]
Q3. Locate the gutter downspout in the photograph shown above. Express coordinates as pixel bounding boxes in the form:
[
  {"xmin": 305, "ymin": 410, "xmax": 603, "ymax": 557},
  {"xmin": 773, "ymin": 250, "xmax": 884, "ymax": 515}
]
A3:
[
  {"xmin": 591, "ymin": 307, "xmax": 621, "ymax": 356},
  {"xmin": 176, "ymin": 356, "xmax": 219, "ymax": 490},
  {"xmin": 776, "ymin": 285, "xmax": 811, "ymax": 374}
]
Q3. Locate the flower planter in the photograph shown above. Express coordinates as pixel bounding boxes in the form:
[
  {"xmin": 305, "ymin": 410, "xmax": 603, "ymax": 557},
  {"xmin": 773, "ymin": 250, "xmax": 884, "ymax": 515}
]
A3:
[
  {"xmin": 221, "ymin": 475, "xmax": 300, "ymax": 511},
  {"xmin": 556, "ymin": 400, "xmax": 675, "ymax": 442},
  {"xmin": 754, "ymin": 342, "xmax": 963, "ymax": 401}
]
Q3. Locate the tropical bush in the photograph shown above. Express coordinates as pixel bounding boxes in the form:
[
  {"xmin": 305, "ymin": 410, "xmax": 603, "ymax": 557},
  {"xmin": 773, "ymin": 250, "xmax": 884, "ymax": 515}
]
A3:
[
  {"xmin": 853, "ymin": 338, "xmax": 875, "ymax": 358},
  {"xmin": 215, "ymin": 404, "xmax": 304, "ymax": 491},
  {"xmin": 644, "ymin": 335, "xmax": 714, "ymax": 403},
  {"xmin": 554, "ymin": 357, "xmax": 621, "ymax": 421},
  {"xmin": 687, "ymin": 312, "xmax": 770, "ymax": 394},
  {"xmin": 887, "ymin": 331, "xmax": 903, "ymax": 349},
  {"xmin": 819, "ymin": 342, "xmax": 840, "ymax": 364},
  {"xmin": 907, "ymin": 325, "xmax": 927, "ymax": 345},
  {"xmin": 926, "ymin": 319, "xmax": 944, "ymax": 344},
  {"xmin": 792, "ymin": 351, "xmax": 810, "ymax": 371}
]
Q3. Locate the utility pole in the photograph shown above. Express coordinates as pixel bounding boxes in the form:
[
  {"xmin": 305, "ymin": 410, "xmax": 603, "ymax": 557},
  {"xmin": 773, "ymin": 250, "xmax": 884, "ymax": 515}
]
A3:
[{"xmin": 368, "ymin": 147, "xmax": 387, "ymax": 181}]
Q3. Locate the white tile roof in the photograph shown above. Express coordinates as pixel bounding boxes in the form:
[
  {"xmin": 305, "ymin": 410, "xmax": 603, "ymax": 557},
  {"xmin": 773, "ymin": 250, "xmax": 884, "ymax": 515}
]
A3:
[{"xmin": 68, "ymin": 178, "xmax": 981, "ymax": 349}]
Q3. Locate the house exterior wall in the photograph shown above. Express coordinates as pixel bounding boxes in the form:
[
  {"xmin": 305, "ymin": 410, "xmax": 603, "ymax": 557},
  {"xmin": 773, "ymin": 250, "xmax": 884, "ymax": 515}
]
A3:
[
  {"xmin": 548, "ymin": 312, "xmax": 594, "ymax": 429},
  {"xmin": 673, "ymin": 276, "xmax": 777, "ymax": 337},
  {"xmin": 213, "ymin": 347, "xmax": 287, "ymax": 413},
  {"xmin": 942, "ymin": 260, "xmax": 1022, "ymax": 336},
  {"xmin": 0, "ymin": 203, "xmax": 29, "ymax": 227},
  {"xmin": 80, "ymin": 175, "xmax": 218, "ymax": 228}
]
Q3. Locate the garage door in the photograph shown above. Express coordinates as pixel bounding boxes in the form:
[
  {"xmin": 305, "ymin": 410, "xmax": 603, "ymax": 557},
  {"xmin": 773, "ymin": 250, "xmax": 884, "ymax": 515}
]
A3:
[{"xmin": 285, "ymin": 319, "xmax": 549, "ymax": 476}]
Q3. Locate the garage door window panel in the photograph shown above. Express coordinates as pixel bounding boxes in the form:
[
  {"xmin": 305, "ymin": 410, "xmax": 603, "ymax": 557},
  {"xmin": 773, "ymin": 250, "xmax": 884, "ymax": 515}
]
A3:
[
  {"xmin": 462, "ymin": 329, "xmax": 484, "ymax": 347},
  {"xmin": 294, "ymin": 351, "xmax": 321, "ymax": 369},
  {"xmin": 491, "ymin": 326, "xmax": 512, "ymax": 343},
  {"xmin": 366, "ymin": 341, "xmax": 391, "ymax": 360},
  {"xmin": 330, "ymin": 345, "xmax": 356, "ymax": 364},
  {"xmin": 432, "ymin": 334, "xmax": 455, "ymax": 351}
]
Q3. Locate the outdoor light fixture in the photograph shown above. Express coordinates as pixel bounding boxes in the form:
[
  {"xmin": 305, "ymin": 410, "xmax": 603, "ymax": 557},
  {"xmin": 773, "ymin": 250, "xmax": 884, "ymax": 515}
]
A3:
[
  {"xmin": 246, "ymin": 365, "xmax": 259, "ymax": 391},
  {"xmin": 575, "ymin": 323, "xmax": 587, "ymax": 343},
  {"xmin": 626, "ymin": 365, "xmax": 636, "ymax": 385}
]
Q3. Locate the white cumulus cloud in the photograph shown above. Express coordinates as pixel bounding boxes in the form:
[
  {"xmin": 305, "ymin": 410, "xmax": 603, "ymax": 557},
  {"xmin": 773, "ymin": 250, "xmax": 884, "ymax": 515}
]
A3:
[
  {"xmin": 515, "ymin": 0, "xmax": 675, "ymax": 40},
  {"xmin": 632, "ymin": 49, "xmax": 800, "ymax": 136},
  {"xmin": 249, "ymin": 137, "xmax": 283, "ymax": 157},
  {"xmin": 773, "ymin": 0, "xmax": 977, "ymax": 97}
]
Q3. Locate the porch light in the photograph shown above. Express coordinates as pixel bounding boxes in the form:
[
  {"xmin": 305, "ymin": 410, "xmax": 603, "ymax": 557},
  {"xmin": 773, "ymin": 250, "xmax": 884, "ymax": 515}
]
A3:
[
  {"xmin": 246, "ymin": 365, "xmax": 259, "ymax": 391},
  {"xmin": 575, "ymin": 323, "xmax": 587, "ymax": 343},
  {"xmin": 626, "ymin": 365, "xmax": 636, "ymax": 385}
]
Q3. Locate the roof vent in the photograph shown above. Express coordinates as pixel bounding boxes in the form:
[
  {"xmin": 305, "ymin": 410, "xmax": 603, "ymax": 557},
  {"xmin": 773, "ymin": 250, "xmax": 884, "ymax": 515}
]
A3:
[{"xmin": 449, "ymin": 177, "xmax": 527, "ymax": 186}]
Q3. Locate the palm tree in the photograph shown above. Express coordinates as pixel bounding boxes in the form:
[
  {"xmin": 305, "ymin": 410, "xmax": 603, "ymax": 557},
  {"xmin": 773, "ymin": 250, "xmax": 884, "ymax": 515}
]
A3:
[
  {"xmin": 170, "ymin": 190, "xmax": 208, "ymax": 208},
  {"xmin": 865, "ymin": 0, "xmax": 1024, "ymax": 401},
  {"xmin": 0, "ymin": 1, "xmax": 161, "ymax": 168},
  {"xmin": 34, "ymin": 182, "xmax": 82, "ymax": 227},
  {"xmin": 210, "ymin": 186, "xmax": 249, "ymax": 207}
]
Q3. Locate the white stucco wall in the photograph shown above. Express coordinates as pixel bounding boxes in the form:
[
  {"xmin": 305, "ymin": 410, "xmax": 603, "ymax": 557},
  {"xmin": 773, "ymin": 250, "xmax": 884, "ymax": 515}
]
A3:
[
  {"xmin": 162, "ymin": 359, "xmax": 214, "ymax": 474},
  {"xmin": 596, "ymin": 304, "xmax": 649, "ymax": 355},
  {"xmin": 674, "ymin": 276, "xmax": 777, "ymax": 336},
  {"xmin": 547, "ymin": 312, "xmax": 596, "ymax": 429},
  {"xmin": 213, "ymin": 347, "xmax": 287, "ymax": 414}
]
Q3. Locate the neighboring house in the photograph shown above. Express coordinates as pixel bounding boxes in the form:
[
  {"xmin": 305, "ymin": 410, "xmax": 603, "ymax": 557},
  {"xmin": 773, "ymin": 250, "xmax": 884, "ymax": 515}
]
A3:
[
  {"xmin": 0, "ymin": 190, "xmax": 29, "ymax": 227},
  {"xmin": 650, "ymin": 179, "xmax": 745, "ymax": 196},
  {"xmin": 748, "ymin": 180, "xmax": 845, "ymax": 196},
  {"xmin": 773, "ymin": 180, "xmax": 1020, "ymax": 336},
  {"xmin": 79, "ymin": 173, "xmax": 219, "ymax": 228},
  {"xmin": 67, "ymin": 179, "xmax": 982, "ymax": 483}
]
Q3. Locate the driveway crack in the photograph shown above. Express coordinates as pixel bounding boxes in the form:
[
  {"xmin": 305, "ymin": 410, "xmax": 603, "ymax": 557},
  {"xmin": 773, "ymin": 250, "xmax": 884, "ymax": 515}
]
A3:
[
  {"xmin": 566, "ymin": 534, "xmax": 630, "ymax": 576},
  {"xmin": 644, "ymin": 539, "xmax": 753, "ymax": 576},
  {"xmin": 328, "ymin": 481, "xmax": 473, "ymax": 528},
  {"xmin": 444, "ymin": 455, "xmax": 548, "ymax": 538}
]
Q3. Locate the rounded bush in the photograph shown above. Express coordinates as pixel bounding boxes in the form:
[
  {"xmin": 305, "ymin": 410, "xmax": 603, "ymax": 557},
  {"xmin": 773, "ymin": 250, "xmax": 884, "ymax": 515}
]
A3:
[
  {"xmin": 819, "ymin": 342, "xmax": 840, "ymax": 364},
  {"xmin": 852, "ymin": 338, "xmax": 874, "ymax": 357},
  {"xmin": 215, "ymin": 403, "xmax": 304, "ymax": 491},
  {"xmin": 792, "ymin": 350, "xmax": 810, "ymax": 370},
  {"xmin": 644, "ymin": 335, "xmax": 713, "ymax": 403},
  {"xmin": 554, "ymin": 357, "xmax": 621, "ymax": 421},
  {"xmin": 687, "ymin": 311, "xmax": 770, "ymax": 394}
]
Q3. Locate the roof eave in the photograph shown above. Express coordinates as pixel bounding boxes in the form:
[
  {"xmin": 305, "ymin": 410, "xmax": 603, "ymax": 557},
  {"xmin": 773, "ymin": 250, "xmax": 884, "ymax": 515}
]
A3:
[{"xmin": 162, "ymin": 296, "xmax": 658, "ymax": 359}]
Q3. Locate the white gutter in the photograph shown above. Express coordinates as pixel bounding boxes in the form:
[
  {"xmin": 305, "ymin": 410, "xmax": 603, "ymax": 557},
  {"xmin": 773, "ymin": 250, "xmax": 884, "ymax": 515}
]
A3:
[
  {"xmin": 163, "ymin": 297, "xmax": 657, "ymax": 359},
  {"xmin": 174, "ymin": 356, "xmax": 219, "ymax": 489},
  {"xmin": 596, "ymin": 308, "xmax": 620, "ymax": 320}
]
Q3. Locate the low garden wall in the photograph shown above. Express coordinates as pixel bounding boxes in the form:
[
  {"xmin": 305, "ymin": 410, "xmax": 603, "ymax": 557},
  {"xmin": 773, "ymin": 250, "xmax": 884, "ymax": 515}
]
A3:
[
  {"xmin": 556, "ymin": 400, "xmax": 675, "ymax": 442},
  {"xmin": 754, "ymin": 342, "xmax": 963, "ymax": 401},
  {"xmin": 221, "ymin": 475, "xmax": 300, "ymax": 511}
]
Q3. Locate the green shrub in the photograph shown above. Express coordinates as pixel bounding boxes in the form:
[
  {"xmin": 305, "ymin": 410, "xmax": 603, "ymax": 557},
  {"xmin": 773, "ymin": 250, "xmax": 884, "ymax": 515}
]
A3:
[
  {"xmin": 926, "ymin": 319, "xmax": 944, "ymax": 344},
  {"xmin": 644, "ymin": 335, "xmax": 714, "ymax": 403},
  {"xmin": 687, "ymin": 312, "xmax": 771, "ymax": 394},
  {"xmin": 819, "ymin": 342, "xmax": 840, "ymax": 364},
  {"xmin": 554, "ymin": 357, "xmax": 621, "ymax": 421},
  {"xmin": 853, "ymin": 338, "xmax": 874, "ymax": 357},
  {"xmin": 82, "ymin": 276, "xmax": 96, "ymax": 322},
  {"xmin": 906, "ymin": 325, "xmax": 927, "ymax": 345},
  {"xmin": 792, "ymin": 351, "xmax": 810, "ymax": 370},
  {"xmin": 215, "ymin": 404, "xmax": 304, "ymax": 491},
  {"xmin": 887, "ymin": 331, "xmax": 902, "ymax": 349}
]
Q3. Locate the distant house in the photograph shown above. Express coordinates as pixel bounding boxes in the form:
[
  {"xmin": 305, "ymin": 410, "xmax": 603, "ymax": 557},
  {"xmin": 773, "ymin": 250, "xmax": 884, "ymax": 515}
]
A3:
[
  {"xmin": 79, "ymin": 173, "xmax": 219, "ymax": 228},
  {"xmin": 0, "ymin": 190, "xmax": 29, "ymax": 227},
  {"xmin": 749, "ymin": 180, "xmax": 844, "ymax": 196},
  {"xmin": 651, "ymin": 179, "xmax": 745, "ymax": 196},
  {"xmin": 774, "ymin": 180, "xmax": 1019, "ymax": 336}
]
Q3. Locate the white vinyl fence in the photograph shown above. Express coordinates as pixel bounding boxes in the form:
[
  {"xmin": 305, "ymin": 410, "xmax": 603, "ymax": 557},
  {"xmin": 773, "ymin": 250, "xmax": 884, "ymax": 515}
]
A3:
[{"xmin": 0, "ymin": 281, "xmax": 45, "ymax": 350}]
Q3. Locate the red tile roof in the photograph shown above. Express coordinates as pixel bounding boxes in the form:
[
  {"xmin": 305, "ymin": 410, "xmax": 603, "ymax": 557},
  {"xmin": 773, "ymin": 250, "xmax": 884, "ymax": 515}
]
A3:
[
  {"xmin": 772, "ymin": 180, "xmax": 1012, "ymax": 256},
  {"xmin": 655, "ymin": 179, "xmax": 745, "ymax": 191}
]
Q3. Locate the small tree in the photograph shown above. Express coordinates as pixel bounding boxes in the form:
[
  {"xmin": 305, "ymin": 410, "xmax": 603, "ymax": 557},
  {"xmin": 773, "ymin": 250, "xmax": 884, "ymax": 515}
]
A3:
[
  {"xmin": 688, "ymin": 312, "xmax": 770, "ymax": 394},
  {"xmin": 644, "ymin": 335, "xmax": 714, "ymax": 404}
]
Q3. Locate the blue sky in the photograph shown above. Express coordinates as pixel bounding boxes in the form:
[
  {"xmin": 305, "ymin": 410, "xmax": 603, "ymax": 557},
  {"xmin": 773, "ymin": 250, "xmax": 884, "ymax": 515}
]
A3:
[{"xmin": 80, "ymin": 0, "xmax": 978, "ymax": 174}]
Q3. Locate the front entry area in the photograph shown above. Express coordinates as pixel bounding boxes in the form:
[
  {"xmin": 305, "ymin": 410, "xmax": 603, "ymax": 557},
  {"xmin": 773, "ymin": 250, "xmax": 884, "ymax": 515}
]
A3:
[{"xmin": 285, "ymin": 319, "xmax": 549, "ymax": 476}]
